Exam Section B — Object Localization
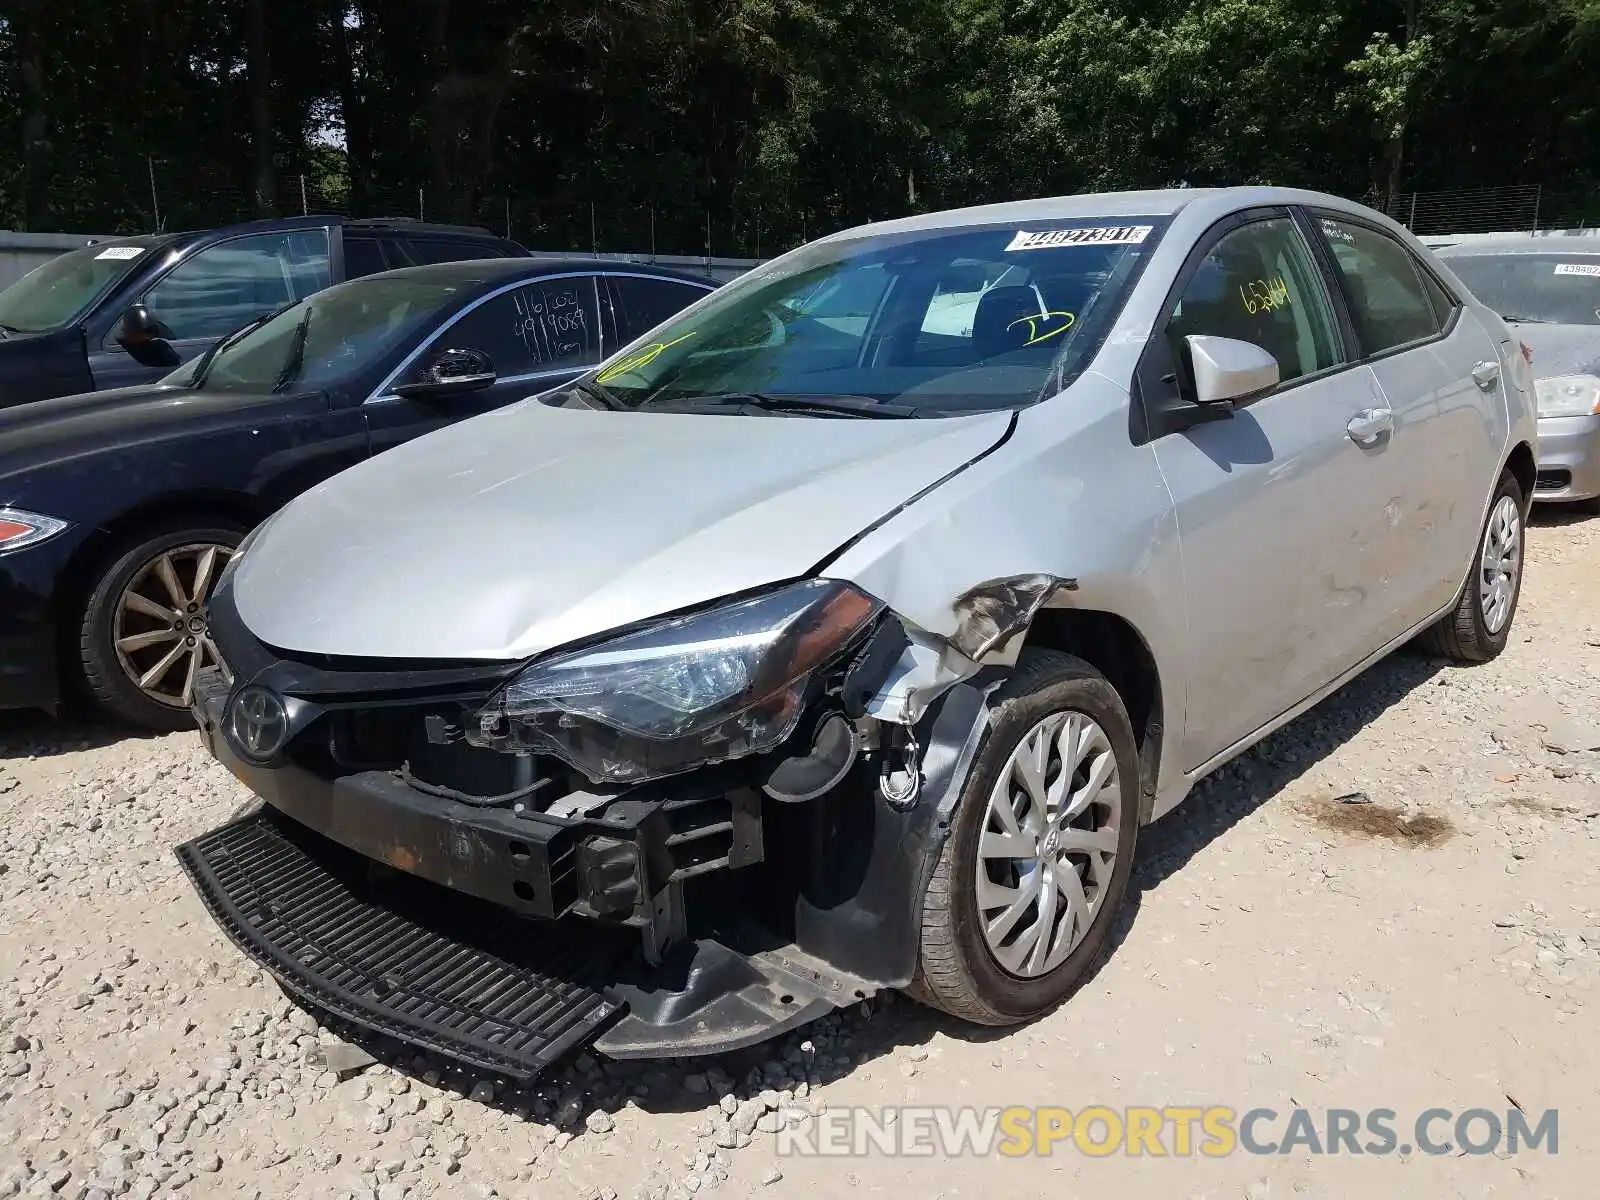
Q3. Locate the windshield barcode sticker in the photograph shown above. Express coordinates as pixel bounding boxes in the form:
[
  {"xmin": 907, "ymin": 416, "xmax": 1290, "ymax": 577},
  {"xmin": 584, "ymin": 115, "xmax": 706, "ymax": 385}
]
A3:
[
  {"xmin": 1005, "ymin": 225, "xmax": 1153, "ymax": 252},
  {"xmin": 1553, "ymin": 263, "xmax": 1600, "ymax": 277},
  {"xmin": 94, "ymin": 246, "xmax": 145, "ymax": 260}
]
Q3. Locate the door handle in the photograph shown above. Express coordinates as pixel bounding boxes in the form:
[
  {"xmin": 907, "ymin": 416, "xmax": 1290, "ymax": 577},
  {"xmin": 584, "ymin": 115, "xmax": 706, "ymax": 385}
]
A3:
[
  {"xmin": 1472, "ymin": 360, "xmax": 1501, "ymax": 390},
  {"xmin": 1346, "ymin": 407, "xmax": 1394, "ymax": 446}
]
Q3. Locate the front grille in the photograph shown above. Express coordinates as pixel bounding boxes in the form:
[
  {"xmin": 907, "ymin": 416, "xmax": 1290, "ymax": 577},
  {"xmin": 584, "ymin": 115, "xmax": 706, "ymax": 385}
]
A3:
[
  {"xmin": 177, "ymin": 810, "xmax": 630, "ymax": 1080},
  {"xmin": 1536, "ymin": 469, "xmax": 1571, "ymax": 492}
]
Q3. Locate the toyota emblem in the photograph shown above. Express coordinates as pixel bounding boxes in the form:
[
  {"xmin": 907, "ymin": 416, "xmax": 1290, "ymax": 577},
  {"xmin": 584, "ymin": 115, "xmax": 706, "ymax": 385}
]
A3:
[{"xmin": 226, "ymin": 685, "xmax": 289, "ymax": 761}]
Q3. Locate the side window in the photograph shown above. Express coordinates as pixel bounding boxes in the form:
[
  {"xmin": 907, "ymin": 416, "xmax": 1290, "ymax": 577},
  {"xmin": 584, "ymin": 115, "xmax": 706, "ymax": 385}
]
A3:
[
  {"xmin": 143, "ymin": 230, "xmax": 331, "ymax": 342},
  {"xmin": 1167, "ymin": 217, "xmax": 1343, "ymax": 389},
  {"xmin": 400, "ymin": 237, "xmax": 491, "ymax": 266},
  {"xmin": 342, "ymin": 235, "xmax": 389, "ymax": 280},
  {"xmin": 608, "ymin": 276, "xmax": 710, "ymax": 342},
  {"xmin": 1418, "ymin": 264, "xmax": 1458, "ymax": 326},
  {"xmin": 409, "ymin": 276, "xmax": 601, "ymax": 384},
  {"xmin": 1317, "ymin": 218, "xmax": 1444, "ymax": 353}
]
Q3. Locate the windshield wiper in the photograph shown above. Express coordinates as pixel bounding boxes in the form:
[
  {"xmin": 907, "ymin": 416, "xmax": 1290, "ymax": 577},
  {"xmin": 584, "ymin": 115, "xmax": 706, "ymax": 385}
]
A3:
[
  {"xmin": 641, "ymin": 391, "xmax": 918, "ymax": 419},
  {"xmin": 191, "ymin": 302, "xmax": 301, "ymax": 389},
  {"xmin": 570, "ymin": 378, "xmax": 624, "ymax": 410},
  {"xmin": 271, "ymin": 309, "xmax": 313, "ymax": 393},
  {"xmin": 1500, "ymin": 313, "xmax": 1553, "ymax": 325}
]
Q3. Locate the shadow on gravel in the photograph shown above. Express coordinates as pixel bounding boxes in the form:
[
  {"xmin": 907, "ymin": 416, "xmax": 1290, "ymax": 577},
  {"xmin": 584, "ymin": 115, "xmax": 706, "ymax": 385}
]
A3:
[
  {"xmin": 0, "ymin": 708, "xmax": 147, "ymax": 759},
  {"xmin": 1106, "ymin": 649, "xmax": 1447, "ymax": 958},
  {"xmin": 1529, "ymin": 502, "xmax": 1598, "ymax": 528}
]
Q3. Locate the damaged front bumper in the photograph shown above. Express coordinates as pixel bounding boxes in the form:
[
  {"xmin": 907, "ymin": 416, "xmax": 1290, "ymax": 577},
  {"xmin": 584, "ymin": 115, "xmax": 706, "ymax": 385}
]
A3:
[{"xmin": 179, "ymin": 633, "xmax": 994, "ymax": 1080}]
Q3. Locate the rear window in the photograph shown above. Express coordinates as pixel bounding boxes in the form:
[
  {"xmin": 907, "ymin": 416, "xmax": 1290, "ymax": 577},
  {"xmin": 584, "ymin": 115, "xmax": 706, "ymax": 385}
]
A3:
[{"xmin": 1442, "ymin": 253, "xmax": 1600, "ymax": 326}]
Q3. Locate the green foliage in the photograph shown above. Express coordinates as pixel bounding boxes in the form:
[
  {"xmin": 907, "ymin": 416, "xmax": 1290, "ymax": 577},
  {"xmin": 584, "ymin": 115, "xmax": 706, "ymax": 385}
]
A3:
[{"xmin": 1, "ymin": 0, "xmax": 1598, "ymax": 245}]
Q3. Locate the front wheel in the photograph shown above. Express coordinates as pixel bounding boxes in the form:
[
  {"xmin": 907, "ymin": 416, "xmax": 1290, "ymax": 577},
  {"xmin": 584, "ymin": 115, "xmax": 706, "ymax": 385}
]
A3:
[
  {"xmin": 1418, "ymin": 468, "xmax": 1526, "ymax": 663},
  {"xmin": 907, "ymin": 649, "xmax": 1141, "ymax": 1025},
  {"xmin": 77, "ymin": 519, "xmax": 245, "ymax": 731}
]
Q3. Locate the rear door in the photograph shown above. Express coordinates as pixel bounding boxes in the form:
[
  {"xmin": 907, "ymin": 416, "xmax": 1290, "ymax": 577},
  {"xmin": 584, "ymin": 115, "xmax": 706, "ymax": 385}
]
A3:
[
  {"xmin": 363, "ymin": 273, "xmax": 607, "ymax": 458},
  {"xmin": 605, "ymin": 273, "xmax": 717, "ymax": 344},
  {"xmin": 339, "ymin": 232, "xmax": 393, "ymax": 280},
  {"xmin": 88, "ymin": 228, "xmax": 332, "ymax": 390},
  {"xmin": 1308, "ymin": 211, "xmax": 1501, "ymax": 631},
  {"xmin": 1143, "ymin": 210, "xmax": 1394, "ymax": 768}
]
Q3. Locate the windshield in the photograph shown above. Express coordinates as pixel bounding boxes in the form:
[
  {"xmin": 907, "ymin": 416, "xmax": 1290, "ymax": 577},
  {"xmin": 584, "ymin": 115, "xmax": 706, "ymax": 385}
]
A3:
[
  {"xmin": 1443, "ymin": 253, "xmax": 1600, "ymax": 325},
  {"xmin": 588, "ymin": 218, "xmax": 1166, "ymax": 415},
  {"xmin": 0, "ymin": 243, "xmax": 152, "ymax": 333},
  {"xmin": 179, "ymin": 273, "xmax": 471, "ymax": 393}
]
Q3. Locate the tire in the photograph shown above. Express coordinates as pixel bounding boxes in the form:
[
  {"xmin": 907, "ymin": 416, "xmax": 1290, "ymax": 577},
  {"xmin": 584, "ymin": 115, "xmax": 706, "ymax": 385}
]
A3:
[
  {"xmin": 1418, "ymin": 468, "xmax": 1526, "ymax": 664},
  {"xmin": 77, "ymin": 518, "xmax": 246, "ymax": 731},
  {"xmin": 907, "ymin": 649, "xmax": 1141, "ymax": 1025}
]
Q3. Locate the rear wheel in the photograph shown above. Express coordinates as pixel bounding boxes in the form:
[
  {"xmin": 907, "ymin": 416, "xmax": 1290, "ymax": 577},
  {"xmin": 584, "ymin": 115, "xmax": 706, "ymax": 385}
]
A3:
[
  {"xmin": 907, "ymin": 649, "xmax": 1140, "ymax": 1025},
  {"xmin": 77, "ymin": 519, "xmax": 244, "ymax": 731},
  {"xmin": 1418, "ymin": 468, "xmax": 1526, "ymax": 663}
]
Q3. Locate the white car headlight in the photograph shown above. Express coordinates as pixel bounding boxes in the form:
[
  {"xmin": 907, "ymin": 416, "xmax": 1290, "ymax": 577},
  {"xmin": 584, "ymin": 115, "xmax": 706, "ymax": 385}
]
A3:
[
  {"xmin": 1535, "ymin": 373, "xmax": 1600, "ymax": 418},
  {"xmin": 467, "ymin": 580, "xmax": 883, "ymax": 784},
  {"xmin": 0, "ymin": 507, "xmax": 70, "ymax": 556}
]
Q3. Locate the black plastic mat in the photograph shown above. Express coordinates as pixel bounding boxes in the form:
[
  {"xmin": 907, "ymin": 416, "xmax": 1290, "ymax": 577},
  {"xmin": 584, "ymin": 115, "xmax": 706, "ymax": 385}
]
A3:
[{"xmin": 177, "ymin": 810, "xmax": 626, "ymax": 1080}]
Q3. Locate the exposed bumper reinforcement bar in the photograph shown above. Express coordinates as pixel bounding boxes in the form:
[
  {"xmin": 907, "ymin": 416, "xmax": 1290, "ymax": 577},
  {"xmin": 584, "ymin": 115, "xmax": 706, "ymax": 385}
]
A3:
[{"xmin": 176, "ymin": 809, "xmax": 628, "ymax": 1081}]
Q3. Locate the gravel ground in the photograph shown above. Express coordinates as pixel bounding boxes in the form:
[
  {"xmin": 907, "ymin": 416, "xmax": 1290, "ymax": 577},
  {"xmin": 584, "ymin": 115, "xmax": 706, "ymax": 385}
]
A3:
[{"xmin": 2, "ymin": 512, "xmax": 1598, "ymax": 1199}]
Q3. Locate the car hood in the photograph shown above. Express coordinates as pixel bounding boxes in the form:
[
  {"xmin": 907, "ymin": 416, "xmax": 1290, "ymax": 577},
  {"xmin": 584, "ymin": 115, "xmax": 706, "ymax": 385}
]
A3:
[
  {"xmin": 233, "ymin": 400, "xmax": 1013, "ymax": 660},
  {"xmin": 0, "ymin": 382, "xmax": 314, "ymax": 484},
  {"xmin": 1507, "ymin": 322, "xmax": 1600, "ymax": 380}
]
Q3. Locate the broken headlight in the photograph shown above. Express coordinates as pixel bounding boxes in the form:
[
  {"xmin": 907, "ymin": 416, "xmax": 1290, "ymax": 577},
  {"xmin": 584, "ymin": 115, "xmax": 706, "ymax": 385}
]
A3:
[{"xmin": 467, "ymin": 580, "xmax": 882, "ymax": 784}]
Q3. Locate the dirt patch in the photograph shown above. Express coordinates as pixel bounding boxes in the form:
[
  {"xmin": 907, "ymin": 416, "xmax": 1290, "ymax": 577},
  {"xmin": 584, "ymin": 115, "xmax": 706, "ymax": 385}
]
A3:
[{"xmin": 1304, "ymin": 795, "xmax": 1455, "ymax": 847}]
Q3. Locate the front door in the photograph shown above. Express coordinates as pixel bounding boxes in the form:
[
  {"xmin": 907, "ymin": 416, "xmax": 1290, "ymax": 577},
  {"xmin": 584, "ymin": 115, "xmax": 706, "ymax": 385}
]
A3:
[
  {"xmin": 1146, "ymin": 212, "xmax": 1393, "ymax": 769},
  {"xmin": 87, "ymin": 228, "xmax": 333, "ymax": 391},
  {"xmin": 363, "ymin": 274, "xmax": 610, "ymax": 459}
]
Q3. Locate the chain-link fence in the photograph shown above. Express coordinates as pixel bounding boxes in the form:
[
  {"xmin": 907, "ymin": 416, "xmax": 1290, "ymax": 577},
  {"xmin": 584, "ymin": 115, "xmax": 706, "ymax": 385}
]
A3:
[
  {"xmin": 33, "ymin": 154, "xmax": 1600, "ymax": 248},
  {"xmin": 96, "ymin": 158, "xmax": 824, "ymax": 260},
  {"xmin": 1385, "ymin": 185, "xmax": 1600, "ymax": 236}
]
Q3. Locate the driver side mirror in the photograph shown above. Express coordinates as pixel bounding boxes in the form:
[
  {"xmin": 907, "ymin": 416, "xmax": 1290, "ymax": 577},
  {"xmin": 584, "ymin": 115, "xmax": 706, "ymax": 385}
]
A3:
[
  {"xmin": 115, "ymin": 303, "xmax": 180, "ymax": 368},
  {"xmin": 1185, "ymin": 335, "xmax": 1280, "ymax": 406},
  {"xmin": 393, "ymin": 347, "xmax": 497, "ymax": 399}
]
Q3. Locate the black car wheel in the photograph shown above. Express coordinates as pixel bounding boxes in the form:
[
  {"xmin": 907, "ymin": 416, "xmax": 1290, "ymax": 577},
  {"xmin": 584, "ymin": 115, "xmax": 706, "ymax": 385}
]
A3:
[
  {"xmin": 78, "ymin": 518, "xmax": 245, "ymax": 731},
  {"xmin": 907, "ymin": 649, "xmax": 1141, "ymax": 1025}
]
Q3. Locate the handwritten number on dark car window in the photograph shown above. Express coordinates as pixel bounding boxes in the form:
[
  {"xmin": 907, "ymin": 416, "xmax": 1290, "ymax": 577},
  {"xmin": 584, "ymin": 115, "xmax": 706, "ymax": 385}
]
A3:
[{"xmin": 511, "ymin": 285, "xmax": 592, "ymax": 365}]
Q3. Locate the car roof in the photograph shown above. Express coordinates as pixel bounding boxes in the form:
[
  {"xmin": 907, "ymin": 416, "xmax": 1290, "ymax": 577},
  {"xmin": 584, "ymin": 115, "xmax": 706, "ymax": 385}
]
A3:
[
  {"xmin": 343, "ymin": 257, "xmax": 719, "ymax": 291},
  {"xmin": 78, "ymin": 232, "xmax": 187, "ymax": 252},
  {"xmin": 148, "ymin": 214, "xmax": 520, "ymax": 245},
  {"xmin": 1430, "ymin": 232, "xmax": 1600, "ymax": 257},
  {"xmin": 812, "ymin": 186, "xmax": 1393, "ymax": 244}
]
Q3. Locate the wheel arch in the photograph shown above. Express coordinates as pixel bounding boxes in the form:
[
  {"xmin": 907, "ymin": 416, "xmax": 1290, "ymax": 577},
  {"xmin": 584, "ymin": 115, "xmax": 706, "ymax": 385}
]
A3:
[
  {"xmin": 1504, "ymin": 440, "xmax": 1536, "ymax": 505},
  {"xmin": 51, "ymin": 490, "xmax": 266, "ymax": 694},
  {"xmin": 1018, "ymin": 606, "xmax": 1165, "ymax": 822}
]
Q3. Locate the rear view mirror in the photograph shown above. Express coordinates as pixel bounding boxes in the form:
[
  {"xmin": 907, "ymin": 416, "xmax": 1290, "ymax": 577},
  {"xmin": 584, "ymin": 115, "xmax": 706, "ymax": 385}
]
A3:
[
  {"xmin": 393, "ymin": 347, "xmax": 497, "ymax": 399},
  {"xmin": 1185, "ymin": 335, "xmax": 1279, "ymax": 405},
  {"xmin": 115, "ymin": 304, "xmax": 180, "ymax": 368}
]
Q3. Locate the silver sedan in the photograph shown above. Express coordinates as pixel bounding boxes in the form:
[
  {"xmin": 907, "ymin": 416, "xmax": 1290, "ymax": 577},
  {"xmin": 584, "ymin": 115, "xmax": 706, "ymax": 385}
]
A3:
[
  {"xmin": 1437, "ymin": 234, "xmax": 1600, "ymax": 510},
  {"xmin": 183, "ymin": 187, "xmax": 1537, "ymax": 1070}
]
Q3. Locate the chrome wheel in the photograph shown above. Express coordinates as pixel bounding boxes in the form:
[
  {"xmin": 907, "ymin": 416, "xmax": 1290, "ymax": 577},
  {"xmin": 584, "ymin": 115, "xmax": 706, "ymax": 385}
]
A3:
[
  {"xmin": 975, "ymin": 709, "xmax": 1122, "ymax": 978},
  {"xmin": 1478, "ymin": 494, "xmax": 1522, "ymax": 636},
  {"xmin": 112, "ymin": 542, "xmax": 233, "ymax": 709}
]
